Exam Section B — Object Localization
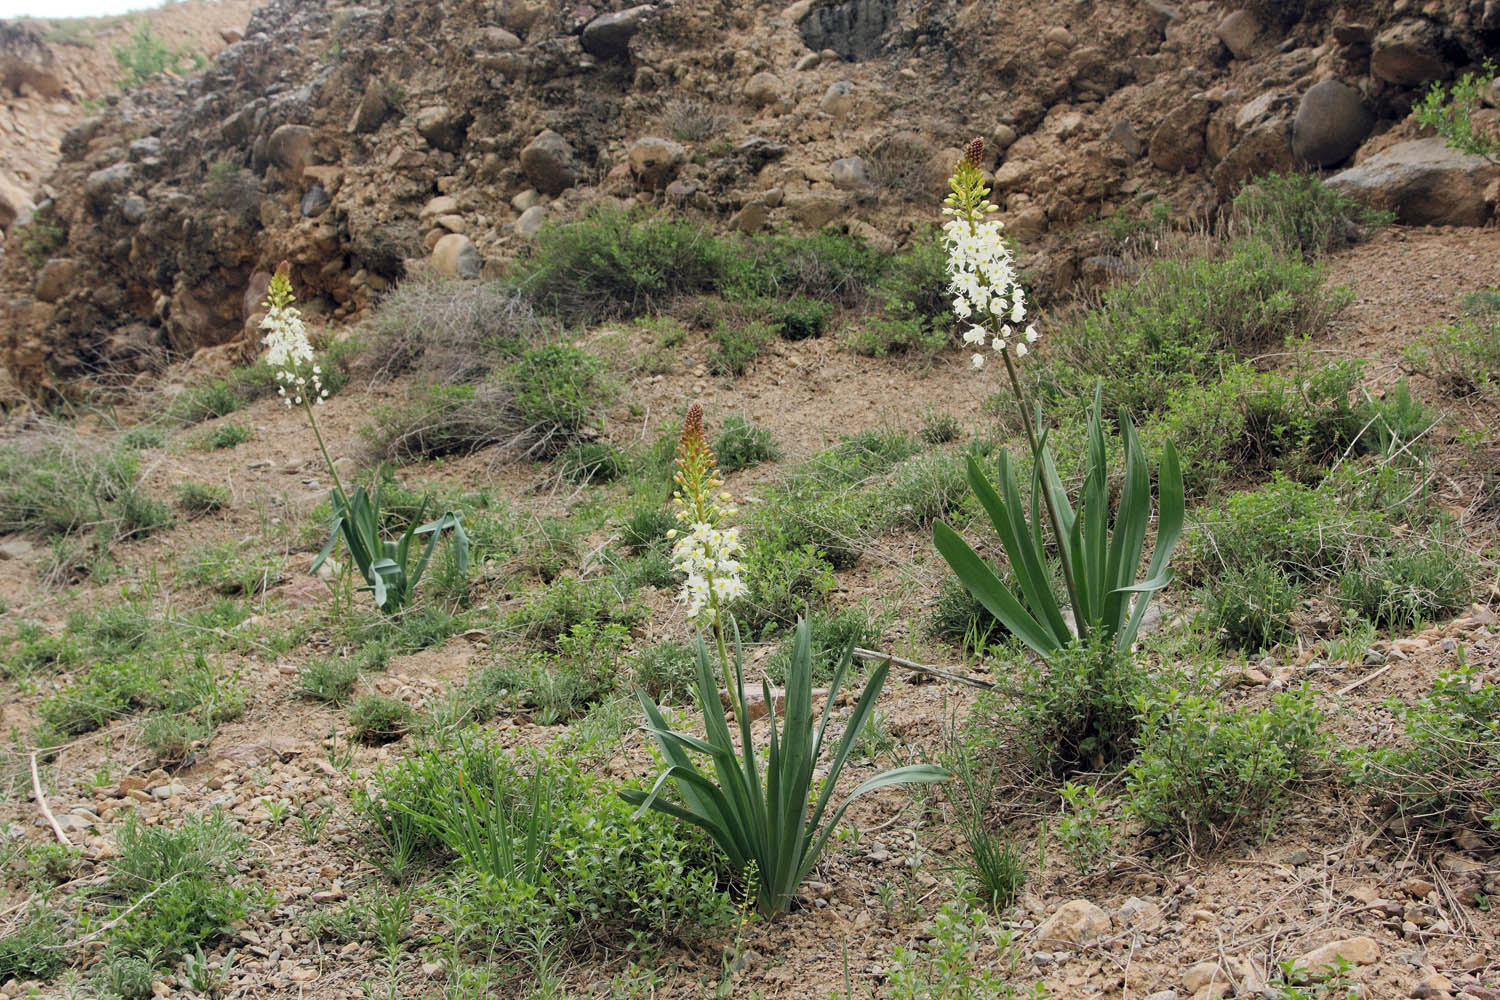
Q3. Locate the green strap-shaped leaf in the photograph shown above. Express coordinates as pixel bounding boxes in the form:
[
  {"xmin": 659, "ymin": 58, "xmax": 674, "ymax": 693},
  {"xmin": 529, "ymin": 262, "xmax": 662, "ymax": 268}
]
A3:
[{"xmin": 933, "ymin": 521, "xmax": 1060, "ymax": 658}]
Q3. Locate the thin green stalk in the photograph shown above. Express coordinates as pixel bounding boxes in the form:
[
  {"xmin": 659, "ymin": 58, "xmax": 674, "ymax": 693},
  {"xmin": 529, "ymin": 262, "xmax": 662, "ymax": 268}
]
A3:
[{"xmin": 301, "ymin": 396, "xmax": 349, "ymax": 509}]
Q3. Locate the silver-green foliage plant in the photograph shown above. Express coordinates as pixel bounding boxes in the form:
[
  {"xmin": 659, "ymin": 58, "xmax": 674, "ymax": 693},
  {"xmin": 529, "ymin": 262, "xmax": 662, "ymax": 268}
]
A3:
[
  {"xmin": 931, "ymin": 140, "xmax": 1184, "ymax": 661},
  {"xmin": 1414, "ymin": 61, "xmax": 1500, "ymax": 163},
  {"xmin": 624, "ymin": 406, "xmax": 948, "ymax": 916}
]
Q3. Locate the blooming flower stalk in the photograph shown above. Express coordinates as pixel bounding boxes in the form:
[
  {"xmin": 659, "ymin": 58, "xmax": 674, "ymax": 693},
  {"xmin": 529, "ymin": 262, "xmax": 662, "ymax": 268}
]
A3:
[
  {"xmin": 262, "ymin": 268, "xmax": 346, "ymax": 506},
  {"xmin": 667, "ymin": 405, "xmax": 744, "ymax": 643},
  {"xmin": 943, "ymin": 137, "xmax": 1039, "ymax": 371},
  {"xmin": 262, "ymin": 270, "xmax": 326, "ymax": 407}
]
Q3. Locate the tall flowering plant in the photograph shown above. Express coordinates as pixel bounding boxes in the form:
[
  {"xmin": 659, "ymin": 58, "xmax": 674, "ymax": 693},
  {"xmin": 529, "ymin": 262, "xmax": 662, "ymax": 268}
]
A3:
[
  {"xmin": 932, "ymin": 139, "xmax": 1185, "ymax": 658},
  {"xmin": 262, "ymin": 269, "xmax": 468, "ymax": 613},
  {"xmin": 625, "ymin": 405, "xmax": 948, "ymax": 917}
]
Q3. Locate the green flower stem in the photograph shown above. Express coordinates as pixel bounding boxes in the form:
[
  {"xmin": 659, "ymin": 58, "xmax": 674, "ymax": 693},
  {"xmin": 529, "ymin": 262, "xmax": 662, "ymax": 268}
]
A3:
[
  {"xmin": 1000, "ymin": 347, "xmax": 1086, "ymax": 641},
  {"xmin": 301, "ymin": 396, "xmax": 349, "ymax": 509}
]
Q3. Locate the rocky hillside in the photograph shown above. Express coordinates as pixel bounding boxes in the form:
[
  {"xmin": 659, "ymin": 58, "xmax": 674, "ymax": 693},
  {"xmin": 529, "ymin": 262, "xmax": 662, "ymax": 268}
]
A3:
[
  {"xmin": 1, "ymin": 0, "xmax": 1497, "ymax": 402},
  {"xmin": 0, "ymin": 2, "xmax": 255, "ymax": 231}
]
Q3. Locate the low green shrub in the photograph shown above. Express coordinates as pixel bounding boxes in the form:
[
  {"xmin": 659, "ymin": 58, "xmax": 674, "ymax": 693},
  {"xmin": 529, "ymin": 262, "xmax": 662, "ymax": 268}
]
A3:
[
  {"xmin": 885, "ymin": 903, "xmax": 1027, "ymax": 1000},
  {"xmin": 174, "ymin": 482, "xmax": 229, "ymax": 515},
  {"xmin": 1233, "ymin": 171, "xmax": 1392, "ymax": 260},
  {"xmin": 722, "ymin": 227, "xmax": 887, "ymax": 306},
  {"xmin": 769, "ymin": 295, "xmax": 833, "ymax": 340},
  {"xmin": 0, "ymin": 904, "xmax": 67, "ymax": 980},
  {"xmin": 141, "ymin": 712, "xmax": 211, "ymax": 765},
  {"xmin": 764, "ymin": 605, "xmax": 878, "ymax": 686},
  {"xmin": 473, "ymin": 622, "xmax": 628, "ymax": 723},
  {"xmin": 1005, "ymin": 639, "xmax": 1146, "ymax": 777},
  {"xmin": 1404, "ymin": 290, "xmax": 1500, "ymax": 399},
  {"xmin": 1040, "ymin": 239, "xmax": 1349, "ymax": 418},
  {"xmin": 349, "ymin": 694, "xmax": 414, "ymax": 743},
  {"xmin": 0, "ymin": 436, "xmax": 139, "ymax": 537},
  {"xmin": 364, "ymin": 733, "xmax": 736, "ymax": 953},
  {"xmin": 1414, "ymin": 61, "xmax": 1500, "ymax": 163},
  {"xmin": 167, "ymin": 379, "xmax": 245, "ymax": 426},
  {"xmin": 620, "ymin": 502, "xmax": 674, "ymax": 552},
  {"xmin": 1189, "ymin": 473, "xmax": 1352, "ymax": 584},
  {"xmin": 298, "ymin": 657, "xmax": 361, "ymax": 704},
  {"xmin": 1202, "ymin": 559, "xmax": 1301, "ymax": 651},
  {"xmin": 516, "ymin": 207, "xmax": 725, "ymax": 323},
  {"xmin": 504, "ymin": 575, "xmax": 642, "ymax": 650},
  {"xmin": 736, "ymin": 538, "xmax": 837, "ymax": 635},
  {"xmin": 713, "ymin": 415, "xmax": 780, "ymax": 471},
  {"xmin": 105, "ymin": 812, "xmax": 253, "ymax": 966},
  {"xmin": 920, "ymin": 410, "xmax": 962, "ymax": 446},
  {"xmin": 708, "ymin": 319, "xmax": 774, "ymax": 376},
  {"xmin": 929, "ymin": 574, "xmax": 1007, "ymax": 651},
  {"xmin": 1338, "ymin": 542, "xmax": 1473, "ymax": 631},
  {"xmin": 199, "ymin": 422, "xmax": 251, "ymax": 450},
  {"xmin": 557, "ymin": 441, "xmax": 626, "ymax": 484},
  {"xmin": 505, "ymin": 344, "xmax": 611, "ymax": 455},
  {"xmin": 178, "ymin": 541, "xmax": 284, "ymax": 595},
  {"xmin": 630, "ymin": 640, "xmax": 697, "ymax": 704},
  {"xmin": 1125, "ymin": 688, "xmax": 1328, "ymax": 853},
  {"xmin": 1349, "ymin": 664, "xmax": 1499, "ymax": 841}
]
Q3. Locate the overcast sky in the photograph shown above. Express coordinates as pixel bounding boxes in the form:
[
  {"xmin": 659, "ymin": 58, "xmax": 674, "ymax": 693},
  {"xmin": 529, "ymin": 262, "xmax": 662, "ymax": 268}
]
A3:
[{"xmin": 1, "ymin": 0, "xmax": 165, "ymax": 17}]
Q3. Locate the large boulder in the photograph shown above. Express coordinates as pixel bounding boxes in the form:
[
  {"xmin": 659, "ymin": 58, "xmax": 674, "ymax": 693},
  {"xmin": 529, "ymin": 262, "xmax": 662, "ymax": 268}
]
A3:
[
  {"xmin": 1370, "ymin": 21, "xmax": 1449, "ymax": 86},
  {"xmin": 416, "ymin": 106, "xmax": 465, "ymax": 152},
  {"xmin": 267, "ymin": 124, "xmax": 314, "ymax": 179},
  {"xmin": 520, "ymin": 129, "xmax": 577, "ymax": 196},
  {"xmin": 84, "ymin": 162, "xmax": 134, "ymax": 212},
  {"xmin": 580, "ymin": 5, "xmax": 654, "ymax": 59},
  {"xmin": 349, "ymin": 81, "xmax": 394, "ymax": 134},
  {"xmin": 1216, "ymin": 9, "xmax": 1261, "ymax": 60},
  {"xmin": 745, "ymin": 72, "xmax": 786, "ymax": 109},
  {"xmin": 431, "ymin": 234, "xmax": 481, "ymax": 278},
  {"xmin": 1292, "ymin": 80, "xmax": 1374, "ymax": 167},
  {"xmin": 1035, "ymin": 900, "xmax": 1113, "ymax": 948},
  {"xmin": 34, "ymin": 258, "xmax": 78, "ymax": 304},
  {"xmin": 628, "ymin": 136, "xmax": 687, "ymax": 189},
  {"xmin": 1148, "ymin": 97, "xmax": 1212, "ymax": 173},
  {"xmin": 1326, "ymin": 138, "xmax": 1497, "ymax": 226},
  {"xmin": 1213, "ymin": 118, "xmax": 1294, "ymax": 197}
]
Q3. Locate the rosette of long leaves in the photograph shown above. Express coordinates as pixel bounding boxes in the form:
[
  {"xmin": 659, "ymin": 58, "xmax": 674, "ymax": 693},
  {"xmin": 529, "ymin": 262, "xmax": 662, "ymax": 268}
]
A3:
[
  {"xmin": 311, "ymin": 481, "xmax": 469, "ymax": 613},
  {"xmin": 623, "ymin": 619, "xmax": 949, "ymax": 917},
  {"xmin": 933, "ymin": 388, "xmax": 1184, "ymax": 658}
]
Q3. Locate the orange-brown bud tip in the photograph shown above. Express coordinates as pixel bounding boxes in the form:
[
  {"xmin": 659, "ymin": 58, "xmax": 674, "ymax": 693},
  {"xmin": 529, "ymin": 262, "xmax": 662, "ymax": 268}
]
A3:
[
  {"xmin": 963, "ymin": 136, "xmax": 985, "ymax": 168},
  {"xmin": 684, "ymin": 403, "xmax": 704, "ymax": 439}
]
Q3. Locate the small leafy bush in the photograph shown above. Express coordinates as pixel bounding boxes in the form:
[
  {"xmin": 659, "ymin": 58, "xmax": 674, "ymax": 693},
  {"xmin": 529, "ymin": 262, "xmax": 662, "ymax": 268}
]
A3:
[
  {"xmin": 929, "ymin": 574, "xmax": 1007, "ymax": 651},
  {"xmin": 1414, "ymin": 61, "xmax": 1500, "ymax": 163},
  {"xmin": 200, "ymin": 422, "xmax": 250, "ymax": 451},
  {"xmin": 1234, "ymin": 172, "xmax": 1391, "ymax": 259},
  {"xmin": 474, "ymin": 622, "xmax": 628, "ymax": 723},
  {"xmin": 364, "ymin": 733, "xmax": 736, "ymax": 952},
  {"xmin": 736, "ymin": 538, "xmax": 837, "ymax": 635},
  {"xmin": 770, "ymin": 296, "xmax": 833, "ymax": 340},
  {"xmin": 557, "ymin": 441, "xmax": 626, "ymax": 484},
  {"xmin": 630, "ymin": 640, "xmax": 698, "ymax": 704},
  {"xmin": 1403, "ymin": 289, "xmax": 1500, "ymax": 399},
  {"xmin": 516, "ymin": 207, "xmax": 725, "ymax": 323},
  {"xmin": 0, "ymin": 435, "xmax": 141, "ymax": 538},
  {"xmin": 1125, "ymin": 688, "xmax": 1328, "ymax": 853},
  {"xmin": 920, "ymin": 409, "xmax": 962, "ymax": 445},
  {"xmin": 1203, "ymin": 559, "xmax": 1301, "ymax": 651},
  {"xmin": 142, "ymin": 712, "xmax": 211, "ymax": 765},
  {"xmin": 764, "ymin": 605, "xmax": 878, "ymax": 686},
  {"xmin": 621, "ymin": 502, "xmax": 674, "ymax": 552},
  {"xmin": 722, "ymin": 228, "xmax": 887, "ymax": 306},
  {"xmin": 713, "ymin": 415, "xmax": 780, "ymax": 471},
  {"xmin": 1350, "ymin": 665, "xmax": 1500, "ymax": 841},
  {"xmin": 885, "ymin": 903, "xmax": 1026, "ymax": 1000},
  {"xmin": 504, "ymin": 344, "xmax": 610, "ymax": 455},
  {"xmin": 1338, "ymin": 542, "xmax": 1473, "ymax": 631},
  {"xmin": 174, "ymin": 481, "xmax": 229, "ymax": 515},
  {"xmin": 115, "ymin": 20, "xmax": 202, "ymax": 88},
  {"xmin": 298, "ymin": 657, "xmax": 360, "ymax": 704},
  {"xmin": 105, "ymin": 812, "xmax": 252, "ymax": 966},
  {"xmin": 1008, "ymin": 638, "xmax": 1147, "ymax": 776},
  {"xmin": 167, "ymin": 379, "xmax": 246, "ymax": 425},
  {"xmin": 0, "ymin": 904, "xmax": 68, "ymax": 980},
  {"xmin": 1039, "ymin": 239, "xmax": 1350, "ymax": 417},
  {"xmin": 349, "ymin": 694, "xmax": 414, "ymax": 743},
  {"xmin": 178, "ymin": 541, "xmax": 284, "ymax": 595},
  {"xmin": 504, "ymin": 575, "xmax": 642, "ymax": 650},
  {"xmin": 708, "ymin": 319, "xmax": 774, "ymax": 376}
]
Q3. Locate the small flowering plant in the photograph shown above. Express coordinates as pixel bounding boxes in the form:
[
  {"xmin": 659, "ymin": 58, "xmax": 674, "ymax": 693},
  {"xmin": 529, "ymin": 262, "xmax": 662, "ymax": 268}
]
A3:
[
  {"xmin": 932, "ymin": 139, "xmax": 1185, "ymax": 658},
  {"xmin": 624, "ymin": 404, "xmax": 948, "ymax": 917},
  {"xmin": 262, "ymin": 268, "xmax": 468, "ymax": 613}
]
